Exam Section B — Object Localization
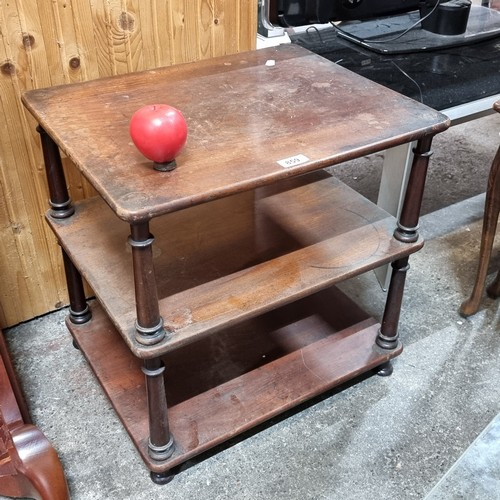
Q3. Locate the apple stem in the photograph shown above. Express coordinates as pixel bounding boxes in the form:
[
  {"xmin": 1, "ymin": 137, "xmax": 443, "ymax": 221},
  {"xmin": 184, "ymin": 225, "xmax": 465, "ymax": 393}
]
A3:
[{"xmin": 153, "ymin": 159, "xmax": 177, "ymax": 172}]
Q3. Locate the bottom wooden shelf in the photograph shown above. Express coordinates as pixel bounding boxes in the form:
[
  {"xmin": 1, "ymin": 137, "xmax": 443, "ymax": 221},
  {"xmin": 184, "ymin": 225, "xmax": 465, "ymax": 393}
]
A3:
[{"xmin": 68, "ymin": 287, "xmax": 402, "ymax": 474}]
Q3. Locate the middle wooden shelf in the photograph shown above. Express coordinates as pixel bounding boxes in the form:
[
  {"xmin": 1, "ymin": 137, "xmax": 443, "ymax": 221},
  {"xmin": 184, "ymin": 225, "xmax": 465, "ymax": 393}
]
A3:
[{"xmin": 47, "ymin": 171, "xmax": 423, "ymax": 358}]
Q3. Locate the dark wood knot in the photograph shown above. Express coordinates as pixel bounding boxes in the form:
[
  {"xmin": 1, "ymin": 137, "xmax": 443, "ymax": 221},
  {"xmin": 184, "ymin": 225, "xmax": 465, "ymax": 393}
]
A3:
[
  {"xmin": 1, "ymin": 61, "xmax": 15, "ymax": 76},
  {"xmin": 69, "ymin": 57, "xmax": 81, "ymax": 69},
  {"xmin": 22, "ymin": 33, "xmax": 35, "ymax": 49}
]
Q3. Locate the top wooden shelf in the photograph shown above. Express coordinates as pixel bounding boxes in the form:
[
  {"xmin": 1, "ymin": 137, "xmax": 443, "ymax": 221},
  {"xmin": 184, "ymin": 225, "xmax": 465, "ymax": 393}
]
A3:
[{"xmin": 22, "ymin": 45, "xmax": 449, "ymax": 223}]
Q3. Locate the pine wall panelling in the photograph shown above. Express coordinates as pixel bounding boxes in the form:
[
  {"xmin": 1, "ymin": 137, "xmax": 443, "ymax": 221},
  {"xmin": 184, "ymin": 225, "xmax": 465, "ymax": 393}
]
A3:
[{"xmin": 0, "ymin": 0, "xmax": 257, "ymax": 327}]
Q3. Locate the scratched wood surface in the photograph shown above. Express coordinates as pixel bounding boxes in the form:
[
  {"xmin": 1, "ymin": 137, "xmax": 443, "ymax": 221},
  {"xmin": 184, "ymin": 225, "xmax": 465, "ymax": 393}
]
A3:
[{"xmin": 0, "ymin": 1, "xmax": 256, "ymax": 327}]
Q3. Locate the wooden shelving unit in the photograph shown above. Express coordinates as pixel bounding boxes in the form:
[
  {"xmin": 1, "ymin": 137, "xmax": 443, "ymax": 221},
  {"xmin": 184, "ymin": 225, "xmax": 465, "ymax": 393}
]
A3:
[{"xmin": 22, "ymin": 44, "xmax": 449, "ymax": 481}]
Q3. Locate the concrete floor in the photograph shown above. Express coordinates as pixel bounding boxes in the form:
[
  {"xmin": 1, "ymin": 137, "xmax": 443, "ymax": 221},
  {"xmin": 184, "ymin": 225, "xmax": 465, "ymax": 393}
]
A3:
[{"xmin": 3, "ymin": 115, "xmax": 500, "ymax": 499}]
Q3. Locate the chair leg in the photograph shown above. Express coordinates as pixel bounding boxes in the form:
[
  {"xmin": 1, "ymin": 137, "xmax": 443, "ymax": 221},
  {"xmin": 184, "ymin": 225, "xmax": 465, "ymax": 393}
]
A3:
[
  {"xmin": 0, "ymin": 424, "xmax": 69, "ymax": 500},
  {"xmin": 460, "ymin": 146, "xmax": 500, "ymax": 317}
]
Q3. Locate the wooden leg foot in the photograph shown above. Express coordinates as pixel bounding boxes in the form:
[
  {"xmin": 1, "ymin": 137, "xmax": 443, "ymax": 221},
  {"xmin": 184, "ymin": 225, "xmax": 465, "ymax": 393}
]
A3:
[
  {"xmin": 376, "ymin": 361, "xmax": 393, "ymax": 377},
  {"xmin": 150, "ymin": 468, "xmax": 177, "ymax": 485},
  {"xmin": 459, "ymin": 298, "xmax": 481, "ymax": 318}
]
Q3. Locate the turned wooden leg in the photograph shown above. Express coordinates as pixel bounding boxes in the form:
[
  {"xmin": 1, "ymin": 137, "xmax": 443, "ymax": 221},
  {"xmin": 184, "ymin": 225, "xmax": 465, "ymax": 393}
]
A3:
[
  {"xmin": 376, "ymin": 256, "xmax": 409, "ymax": 353},
  {"xmin": 129, "ymin": 223, "xmax": 167, "ymax": 345},
  {"xmin": 143, "ymin": 358, "xmax": 175, "ymax": 471},
  {"xmin": 375, "ymin": 258, "xmax": 410, "ymax": 376},
  {"xmin": 62, "ymin": 250, "xmax": 92, "ymax": 325},
  {"xmin": 38, "ymin": 126, "xmax": 91, "ymax": 325},
  {"xmin": 460, "ymin": 145, "xmax": 500, "ymax": 317},
  {"xmin": 37, "ymin": 126, "xmax": 74, "ymax": 220},
  {"xmin": 393, "ymin": 136, "xmax": 434, "ymax": 244},
  {"xmin": 128, "ymin": 223, "xmax": 174, "ymax": 470},
  {"xmin": 376, "ymin": 136, "xmax": 435, "ymax": 361}
]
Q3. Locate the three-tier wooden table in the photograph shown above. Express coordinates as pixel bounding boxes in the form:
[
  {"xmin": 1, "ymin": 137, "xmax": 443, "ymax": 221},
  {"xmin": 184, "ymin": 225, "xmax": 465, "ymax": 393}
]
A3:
[{"xmin": 22, "ymin": 44, "xmax": 449, "ymax": 483}]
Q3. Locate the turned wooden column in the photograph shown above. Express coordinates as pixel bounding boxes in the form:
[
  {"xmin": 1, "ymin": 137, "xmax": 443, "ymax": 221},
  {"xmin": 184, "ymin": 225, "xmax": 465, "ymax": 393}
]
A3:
[
  {"xmin": 37, "ymin": 127, "xmax": 74, "ymax": 220},
  {"xmin": 128, "ymin": 222, "xmax": 174, "ymax": 470},
  {"xmin": 376, "ymin": 256, "xmax": 410, "ymax": 351},
  {"xmin": 394, "ymin": 136, "xmax": 434, "ymax": 243},
  {"xmin": 128, "ymin": 223, "xmax": 167, "ymax": 345},
  {"xmin": 37, "ymin": 127, "xmax": 91, "ymax": 325},
  {"xmin": 377, "ymin": 136, "xmax": 435, "ymax": 352},
  {"xmin": 142, "ymin": 358, "xmax": 175, "ymax": 477}
]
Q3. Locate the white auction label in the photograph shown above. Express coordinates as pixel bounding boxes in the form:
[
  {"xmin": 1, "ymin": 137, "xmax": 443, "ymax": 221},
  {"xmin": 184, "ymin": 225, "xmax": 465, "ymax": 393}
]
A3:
[{"xmin": 277, "ymin": 154, "xmax": 310, "ymax": 168}]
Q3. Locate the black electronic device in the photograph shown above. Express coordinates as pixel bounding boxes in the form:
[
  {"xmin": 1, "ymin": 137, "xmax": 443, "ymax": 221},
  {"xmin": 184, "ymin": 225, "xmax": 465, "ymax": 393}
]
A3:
[
  {"xmin": 273, "ymin": 0, "xmax": 421, "ymax": 26},
  {"xmin": 269, "ymin": 0, "xmax": 500, "ymax": 55}
]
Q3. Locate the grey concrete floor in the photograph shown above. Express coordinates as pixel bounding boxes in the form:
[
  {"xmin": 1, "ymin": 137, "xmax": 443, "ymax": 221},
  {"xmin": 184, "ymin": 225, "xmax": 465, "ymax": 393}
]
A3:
[{"xmin": 3, "ymin": 114, "xmax": 500, "ymax": 499}]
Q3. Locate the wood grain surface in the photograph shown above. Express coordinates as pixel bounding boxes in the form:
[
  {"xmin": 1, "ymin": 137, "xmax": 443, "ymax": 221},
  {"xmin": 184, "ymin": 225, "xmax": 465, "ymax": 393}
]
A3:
[{"xmin": 0, "ymin": 0, "xmax": 256, "ymax": 326}]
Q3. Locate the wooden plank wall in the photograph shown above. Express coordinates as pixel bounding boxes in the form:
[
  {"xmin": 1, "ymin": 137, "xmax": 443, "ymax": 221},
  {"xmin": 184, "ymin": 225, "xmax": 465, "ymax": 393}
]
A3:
[{"xmin": 0, "ymin": 0, "xmax": 257, "ymax": 328}]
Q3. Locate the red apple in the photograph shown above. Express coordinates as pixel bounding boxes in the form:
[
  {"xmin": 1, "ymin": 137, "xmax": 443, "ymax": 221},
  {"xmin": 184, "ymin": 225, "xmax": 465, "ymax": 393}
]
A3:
[{"xmin": 129, "ymin": 104, "xmax": 188, "ymax": 168}]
